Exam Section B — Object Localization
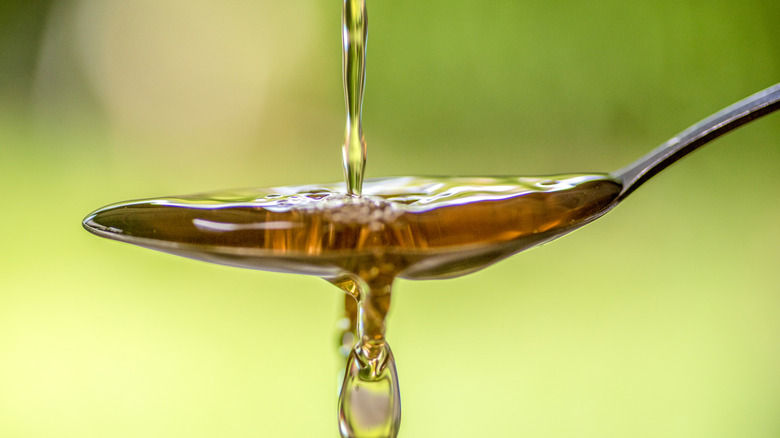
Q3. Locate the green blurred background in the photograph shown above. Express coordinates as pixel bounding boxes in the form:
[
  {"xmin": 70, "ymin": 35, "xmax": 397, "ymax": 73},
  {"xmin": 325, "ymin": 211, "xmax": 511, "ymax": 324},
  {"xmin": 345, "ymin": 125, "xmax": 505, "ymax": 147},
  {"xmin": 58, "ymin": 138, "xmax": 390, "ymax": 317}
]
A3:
[{"xmin": 1, "ymin": 1, "xmax": 779, "ymax": 437}]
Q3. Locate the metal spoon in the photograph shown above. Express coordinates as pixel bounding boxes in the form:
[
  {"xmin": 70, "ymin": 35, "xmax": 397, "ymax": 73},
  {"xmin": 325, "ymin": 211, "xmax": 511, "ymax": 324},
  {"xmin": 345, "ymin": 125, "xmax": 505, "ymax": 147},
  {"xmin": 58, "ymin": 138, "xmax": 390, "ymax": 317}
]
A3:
[{"xmin": 83, "ymin": 83, "xmax": 780, "ymax": 280}]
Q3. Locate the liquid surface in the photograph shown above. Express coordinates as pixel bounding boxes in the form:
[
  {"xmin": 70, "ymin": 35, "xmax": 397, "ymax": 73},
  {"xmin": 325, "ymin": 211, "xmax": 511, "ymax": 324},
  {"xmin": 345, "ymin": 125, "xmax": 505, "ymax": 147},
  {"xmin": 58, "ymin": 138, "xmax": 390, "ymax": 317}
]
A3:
[{"xmin": 83, "ymin": 174, "xmax": 622, "ymax": 281}]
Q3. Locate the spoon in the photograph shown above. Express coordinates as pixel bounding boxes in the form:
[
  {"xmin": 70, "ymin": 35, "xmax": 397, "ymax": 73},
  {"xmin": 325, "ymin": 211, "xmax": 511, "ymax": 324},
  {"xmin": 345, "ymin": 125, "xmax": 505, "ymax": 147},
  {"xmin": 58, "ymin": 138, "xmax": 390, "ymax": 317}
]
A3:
[{"xmin": 83, "ymin": 83, "xmax": 780, "ymax": 280}]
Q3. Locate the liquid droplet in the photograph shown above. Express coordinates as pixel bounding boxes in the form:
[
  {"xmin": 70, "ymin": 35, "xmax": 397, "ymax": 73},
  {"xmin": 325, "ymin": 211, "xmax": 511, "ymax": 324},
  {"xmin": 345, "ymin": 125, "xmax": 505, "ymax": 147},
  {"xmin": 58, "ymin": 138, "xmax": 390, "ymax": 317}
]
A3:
[{"xmin": 339, "ymin": 344, "xmax": 401, "ymax": 438}]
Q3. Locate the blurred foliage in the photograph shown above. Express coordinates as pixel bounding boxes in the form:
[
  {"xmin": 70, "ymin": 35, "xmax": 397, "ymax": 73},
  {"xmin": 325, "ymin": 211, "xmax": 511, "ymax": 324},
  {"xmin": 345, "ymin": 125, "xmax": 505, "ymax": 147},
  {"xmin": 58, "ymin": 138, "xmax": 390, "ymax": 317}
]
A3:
[{"xmin": 1, "ymin": 0, "xmax": 778, "ymax": 437}]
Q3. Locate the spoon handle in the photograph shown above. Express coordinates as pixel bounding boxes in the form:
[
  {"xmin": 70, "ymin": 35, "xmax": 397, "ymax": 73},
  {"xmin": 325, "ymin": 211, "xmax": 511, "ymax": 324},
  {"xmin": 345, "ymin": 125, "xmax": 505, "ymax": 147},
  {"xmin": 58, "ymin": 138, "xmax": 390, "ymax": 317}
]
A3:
[{"xmin": 614, "ymin": 83, "xmax": 780, "ymax": 200}]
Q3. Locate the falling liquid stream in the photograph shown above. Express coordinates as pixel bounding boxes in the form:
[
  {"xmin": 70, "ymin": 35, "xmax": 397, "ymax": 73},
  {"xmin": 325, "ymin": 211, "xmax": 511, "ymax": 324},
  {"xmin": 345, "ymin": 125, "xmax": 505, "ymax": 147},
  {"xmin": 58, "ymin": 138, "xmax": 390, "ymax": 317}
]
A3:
[{"xmin": 342, "ymin": 0, "xmax": 368, "ymax": 196}]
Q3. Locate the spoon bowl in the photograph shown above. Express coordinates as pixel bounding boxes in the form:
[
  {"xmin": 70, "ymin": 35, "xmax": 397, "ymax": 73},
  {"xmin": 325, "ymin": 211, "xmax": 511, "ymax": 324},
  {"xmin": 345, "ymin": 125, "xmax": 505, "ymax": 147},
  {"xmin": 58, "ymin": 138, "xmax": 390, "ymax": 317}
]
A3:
[{"xmin": 83, "ymin": 174, "xmax": 622, "ymax": 280}]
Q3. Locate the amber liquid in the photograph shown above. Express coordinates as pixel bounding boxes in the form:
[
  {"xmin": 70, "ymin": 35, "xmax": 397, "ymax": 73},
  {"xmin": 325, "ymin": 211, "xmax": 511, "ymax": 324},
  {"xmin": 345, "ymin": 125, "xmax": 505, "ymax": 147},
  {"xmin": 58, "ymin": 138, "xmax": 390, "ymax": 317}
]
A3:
[{"xmin": 83, "ymin": 175, "xmax": 621, "ymax": 280}]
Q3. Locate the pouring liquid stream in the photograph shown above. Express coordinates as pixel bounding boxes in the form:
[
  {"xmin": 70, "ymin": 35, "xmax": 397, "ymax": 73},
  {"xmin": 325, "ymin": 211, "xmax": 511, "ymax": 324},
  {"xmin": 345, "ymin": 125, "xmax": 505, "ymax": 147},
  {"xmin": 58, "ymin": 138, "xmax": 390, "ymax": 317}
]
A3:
[{"xmin": 342, "ymin": 0, "xmax": 368, "ymax": 196}]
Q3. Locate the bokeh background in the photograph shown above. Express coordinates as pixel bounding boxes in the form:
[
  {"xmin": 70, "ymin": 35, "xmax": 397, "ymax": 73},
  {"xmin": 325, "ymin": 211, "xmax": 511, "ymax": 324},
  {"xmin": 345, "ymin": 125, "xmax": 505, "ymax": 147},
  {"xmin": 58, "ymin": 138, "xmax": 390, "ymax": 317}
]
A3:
[{"xmin": 1, "ymin": 1, "xmax": 779, "ymax": 437}]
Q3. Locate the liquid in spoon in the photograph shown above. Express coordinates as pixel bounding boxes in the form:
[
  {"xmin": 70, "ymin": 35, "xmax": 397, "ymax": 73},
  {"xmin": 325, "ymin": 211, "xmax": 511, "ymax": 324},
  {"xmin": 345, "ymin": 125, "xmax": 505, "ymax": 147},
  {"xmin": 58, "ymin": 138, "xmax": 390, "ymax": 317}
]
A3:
[{"xmin": 82, "ymin": 175, "xmax": 622, "ymax": 280}]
